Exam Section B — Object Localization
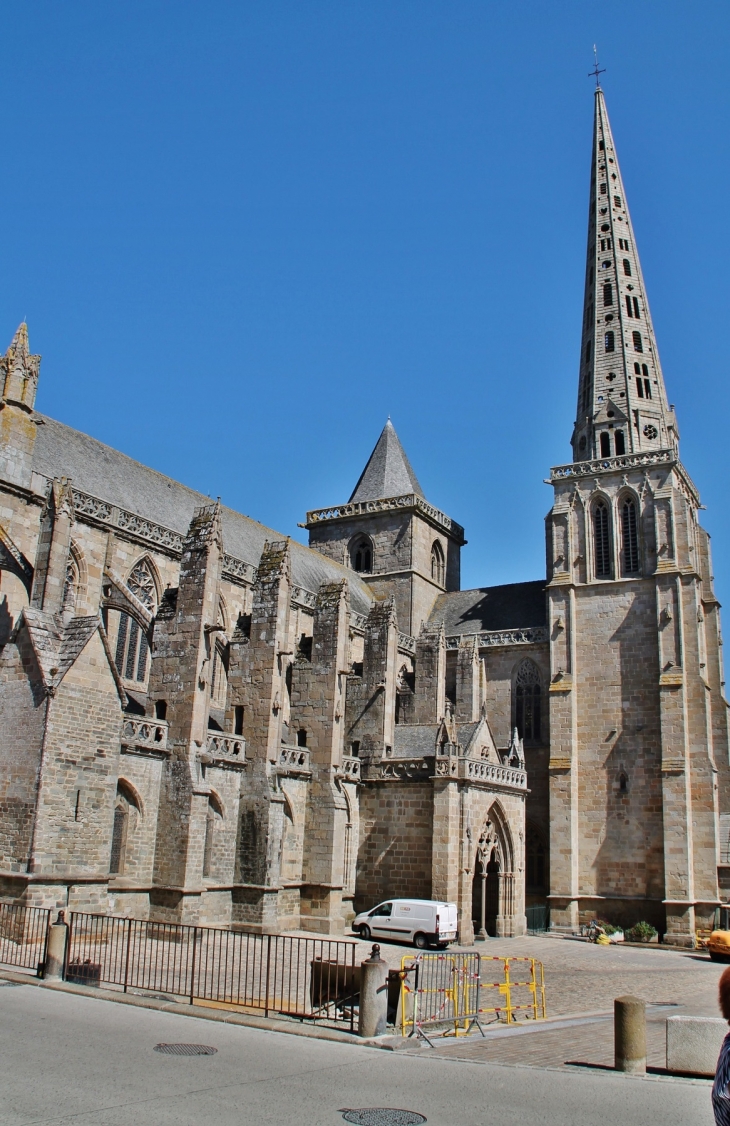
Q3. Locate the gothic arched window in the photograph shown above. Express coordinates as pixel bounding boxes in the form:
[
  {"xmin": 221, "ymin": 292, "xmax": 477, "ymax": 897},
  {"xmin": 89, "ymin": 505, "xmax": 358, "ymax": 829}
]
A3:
[
  {"xmin": 604, "ymin": 331, "xmax": 615, "ymax": 353},
  {"xmin": 115, "ymin": 559, "xmax": 157, "ymax": 683},
  {"xmin": 623, "ymin": 258, "xmax": 632, "ymax": 276},
  {"xmin": 110, "ymin": 781, "xmax": 140, "ymax": 876},
  {"xmin": 514, "ymin": 659, "xmax": 541, "ymax": 742},
  {"xmin": 621, "ymin": 497, "xmax": 640, "ymax": 576},
  {"xmin": 431, "ymin": 541, "xmax": 445, "ymax": 586},
  {"xmin": 633, "ymin": 330, "xmax": 643, "ymax": 352},
  {"xmin": 210, "ymin": 640, "xmax": 229, "ymax": 708},
  {"xmin": 593, "ymin": 501, "xmax": 612, "ymax": 579},
  {"xmin": 350, "ymin": 535, "xmax": 373, "ymax": 574}
]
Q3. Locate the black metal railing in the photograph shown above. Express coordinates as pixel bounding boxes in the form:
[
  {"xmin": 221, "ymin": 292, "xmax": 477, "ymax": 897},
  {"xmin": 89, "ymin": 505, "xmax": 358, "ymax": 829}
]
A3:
[
  {"xmin": 66, "ymin": 913, "xmax": 358, "ymax": 1029},
  {"xmin": 0, "ymin": 901, "xmax": 51, "ymax": 974}
]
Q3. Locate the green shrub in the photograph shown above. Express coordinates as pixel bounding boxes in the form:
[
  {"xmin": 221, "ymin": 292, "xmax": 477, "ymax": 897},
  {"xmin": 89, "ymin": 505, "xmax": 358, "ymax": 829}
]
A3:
[
  {"xmin": 598, "ymin": 921, "xmax": 621, "ymax": 936},
  {"xmin": 626, "ymin": 921, "xmax": 657, "ymax": 942}
]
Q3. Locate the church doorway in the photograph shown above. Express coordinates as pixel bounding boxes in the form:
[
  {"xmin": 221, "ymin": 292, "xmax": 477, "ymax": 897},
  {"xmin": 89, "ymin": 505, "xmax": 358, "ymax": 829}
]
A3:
[{"xmin": 472, "ymin": 847, "xmax": 501, "ymax": 938}]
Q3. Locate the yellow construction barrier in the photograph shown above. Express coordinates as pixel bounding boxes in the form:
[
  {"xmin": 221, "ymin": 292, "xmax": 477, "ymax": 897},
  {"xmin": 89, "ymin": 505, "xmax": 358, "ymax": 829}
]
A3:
[{"xmin": 398, "ymin": 951, "xmax": 546, "ymax": 1041}]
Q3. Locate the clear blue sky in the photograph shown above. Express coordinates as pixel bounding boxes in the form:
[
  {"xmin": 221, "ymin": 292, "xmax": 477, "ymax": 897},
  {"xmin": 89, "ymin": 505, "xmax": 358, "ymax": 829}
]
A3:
[{"xmin": 1, "ymin": 2, "xmax": 728, "ymax": 604}]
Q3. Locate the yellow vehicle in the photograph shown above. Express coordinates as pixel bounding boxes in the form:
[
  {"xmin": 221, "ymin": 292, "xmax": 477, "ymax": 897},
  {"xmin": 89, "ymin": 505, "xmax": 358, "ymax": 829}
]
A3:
[{"xmin": 708, "ymin": 930, "xmax": 730, "ymax": 962}]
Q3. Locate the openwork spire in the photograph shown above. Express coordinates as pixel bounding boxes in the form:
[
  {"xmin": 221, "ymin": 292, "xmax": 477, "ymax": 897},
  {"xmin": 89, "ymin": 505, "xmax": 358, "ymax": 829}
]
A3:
[{"xmin": 572, "ymin": 90, "xmax": 678, "ymax": 462}]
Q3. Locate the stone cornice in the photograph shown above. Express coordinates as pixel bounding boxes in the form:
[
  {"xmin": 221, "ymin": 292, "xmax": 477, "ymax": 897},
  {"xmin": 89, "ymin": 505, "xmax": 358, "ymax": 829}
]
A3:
[
  {"xmin": 445, "ymin": 627, "xmax": 548, "ymax": 649},
  {"xmin": 305, "ymin": 494, "xmax": 466, "ymax": 544}
]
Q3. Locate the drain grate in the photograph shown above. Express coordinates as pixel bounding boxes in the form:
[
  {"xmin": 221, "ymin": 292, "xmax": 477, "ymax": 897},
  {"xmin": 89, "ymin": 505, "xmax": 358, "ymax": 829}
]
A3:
[
  {"xmin": 341, "ymin": 1112, "xmax": 426, "ymax": 1126},
  {"xmin": 154, "ymin": 1043, "xmax": 217, "ymax": 1056}
]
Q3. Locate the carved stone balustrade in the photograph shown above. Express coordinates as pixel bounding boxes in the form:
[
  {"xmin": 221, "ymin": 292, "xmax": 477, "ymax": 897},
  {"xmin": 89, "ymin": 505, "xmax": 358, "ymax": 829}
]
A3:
[
  {"xmin": 445, "ymin": 627, "xmax": 548, "ymax": 650},
  {"xmin": 435, "ymin": 747, "xmax": 526, "ymax": 789},
  {"xmin": 203, "ymin": 733, "xmax": 247, "ymax": 769},
  {"xmin": 277, "ymin": 745, "xmax": 311, "ymax": 775},
  {"xmin": 339, "ymin": 756, "xmax": 361, "ymax": 781},
  {"xmin": 121, "ymin": 718, "xmax": 169, "ymax": 756},
  {"xmin": 397, "ymin": 633, "xmax": 416, "ymax": 655}
]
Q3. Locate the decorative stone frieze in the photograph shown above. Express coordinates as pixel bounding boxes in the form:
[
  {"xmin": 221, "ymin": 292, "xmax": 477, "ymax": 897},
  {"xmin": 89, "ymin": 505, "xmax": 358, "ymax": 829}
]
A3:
[
  {"xmin": 306, "ymin": 493, "xmax": 465, "ymax": 542},
  {"xmin": 445, "ymin": 626, "xmax": 548, "ymax": 649}
]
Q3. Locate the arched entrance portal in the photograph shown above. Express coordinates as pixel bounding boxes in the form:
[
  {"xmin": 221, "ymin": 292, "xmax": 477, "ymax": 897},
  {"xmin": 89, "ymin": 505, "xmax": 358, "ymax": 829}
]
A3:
[{"xmin": 470, "ymin": 805, "xmax": 517, "ymax": 939}]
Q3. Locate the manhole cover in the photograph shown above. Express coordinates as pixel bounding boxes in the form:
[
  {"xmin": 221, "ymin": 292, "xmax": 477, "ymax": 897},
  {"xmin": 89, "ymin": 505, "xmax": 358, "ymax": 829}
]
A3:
[
  {"xmin": 341, "ymin": 1112, "xmax": 426, "ymax": 1126},
  {"xmin": 153, "ymin": 1043, "xmax": 217, "ymax": 1056}
]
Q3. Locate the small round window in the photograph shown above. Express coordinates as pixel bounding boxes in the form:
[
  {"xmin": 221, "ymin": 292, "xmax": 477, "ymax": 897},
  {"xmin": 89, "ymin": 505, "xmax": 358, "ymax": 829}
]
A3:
[{"xmin": 643, "ymin": 424, "xmax": 658, "ymax": 440}]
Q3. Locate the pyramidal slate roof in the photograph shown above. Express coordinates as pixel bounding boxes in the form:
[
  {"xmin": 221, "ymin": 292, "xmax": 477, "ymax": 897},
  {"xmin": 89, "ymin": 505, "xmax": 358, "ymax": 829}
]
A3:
[{"xmin": 349, "ymin": 420, "xmax": 424, "ymax": 503}]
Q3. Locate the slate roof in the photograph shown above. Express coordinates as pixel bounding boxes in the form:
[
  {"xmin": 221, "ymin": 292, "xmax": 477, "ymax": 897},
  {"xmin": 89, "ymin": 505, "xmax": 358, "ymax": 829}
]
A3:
[
  {"xmin": 349, "ymin": 420, "xmax": 424, "ymax": 503},
  {"xmin": 428, "ymin": 580, "xmax": 547, "ymax": 637},
  {"xmin": 392, "ymin": 720, "xmax": 492, "ymax": 758},
  {"xmin": 32, "ymin": 415, "xmax": 373, "ymax": 615}
]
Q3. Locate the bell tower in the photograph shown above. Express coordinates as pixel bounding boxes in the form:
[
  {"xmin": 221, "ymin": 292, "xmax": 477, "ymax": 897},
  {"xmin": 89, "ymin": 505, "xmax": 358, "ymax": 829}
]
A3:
[
  {"xmin": 305, "ymin": 419, "xmax": 465, "ymax": 637},
  {"xmin": 546, "ymin": 85, "xmax": 730, "ymax": 946}
]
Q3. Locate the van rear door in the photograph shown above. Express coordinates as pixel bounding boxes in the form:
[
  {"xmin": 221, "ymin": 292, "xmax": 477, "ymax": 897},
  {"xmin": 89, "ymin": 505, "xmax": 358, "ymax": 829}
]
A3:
[{"xmin": 437, "ymin": 903, "xmax": 458, "ymax": 941}]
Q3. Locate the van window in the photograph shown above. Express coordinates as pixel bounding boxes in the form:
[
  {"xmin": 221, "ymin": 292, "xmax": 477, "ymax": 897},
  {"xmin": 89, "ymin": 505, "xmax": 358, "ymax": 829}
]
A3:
[{"xmin": 369, "ymin": 902, "xmax": 392, "ymax": 917}]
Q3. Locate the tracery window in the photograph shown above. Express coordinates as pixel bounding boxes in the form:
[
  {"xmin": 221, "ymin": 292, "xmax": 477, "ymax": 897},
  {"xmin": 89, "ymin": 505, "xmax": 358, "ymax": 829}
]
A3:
[
  {"xmin": 514, "ymin": 659, "xmax": 541, "ymax": 742},
  {"xmin": 109, "ymin": 782, "xmax": 139, "ymax": 876},
  {"xmin": 115, "ymin": 559, "xmax": 157, "ymax": 683},
  {"xmin": 593, "ymin": 501, "xmax": 612, "ymax": 579},
  {"xmin": 621, "ymin": 497, "xmax": 640, "ymax": 575},
  {"xmin": 431, "ymin": 541, "xmax": 445, "ymax": 585}
]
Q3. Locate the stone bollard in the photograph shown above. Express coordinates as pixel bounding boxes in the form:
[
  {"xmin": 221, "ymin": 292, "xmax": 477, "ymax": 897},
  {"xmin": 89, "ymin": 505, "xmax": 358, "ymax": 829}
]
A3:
[
  {"xmin": 44, "ymin": 910, "xmax": 68, "ymax": 981},
  {"xmin": 359, "ymin": 944, "xmax": 389, "ymax": 1038},
  {"xmin": 614, "ymin": 995, "xmax": 646, "ymax": 1074}
]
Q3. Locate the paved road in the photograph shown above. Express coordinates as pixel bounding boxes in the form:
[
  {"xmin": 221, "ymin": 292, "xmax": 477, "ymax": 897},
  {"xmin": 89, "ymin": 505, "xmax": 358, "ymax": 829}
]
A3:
[{"xmin": 0, "ymin": 982, "xmax": 713, "ymax": 1126}]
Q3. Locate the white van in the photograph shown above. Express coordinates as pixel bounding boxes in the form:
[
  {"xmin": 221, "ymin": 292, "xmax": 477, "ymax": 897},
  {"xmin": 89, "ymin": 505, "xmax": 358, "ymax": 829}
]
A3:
[{"xmin": 353, "ymin": 899, "xmax": 458, "ymax": 949}]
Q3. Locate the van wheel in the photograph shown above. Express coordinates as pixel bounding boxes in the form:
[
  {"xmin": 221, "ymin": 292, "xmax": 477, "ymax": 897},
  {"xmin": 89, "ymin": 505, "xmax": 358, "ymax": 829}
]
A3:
[
  {"xmin": 414, "ymin": 933, "xmax": 428, "ymax": 949},
  {"xmin": 360, "ymin": 924, "xmax": 371, "ymax": 941},
  {"xmin": 710, "ymin": 951, "xmax": 730, "ymax": 962}
]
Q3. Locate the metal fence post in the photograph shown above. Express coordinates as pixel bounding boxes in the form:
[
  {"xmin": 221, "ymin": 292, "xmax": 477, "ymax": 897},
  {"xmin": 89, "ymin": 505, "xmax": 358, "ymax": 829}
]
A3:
[
  {"xmin": 190, "ymin": 927, "xmax": 198, "ymax": 1005},
  {"xmin": 264, "ymin": 934, "xmax": 272, "ymax": 1019},
  {"xmin": 123, "ymin": 918, "xmax": 132, "ymax": 994},
  {"xmin": 43, "ymin": 910, "xmax": 68, "ymax": 981}
]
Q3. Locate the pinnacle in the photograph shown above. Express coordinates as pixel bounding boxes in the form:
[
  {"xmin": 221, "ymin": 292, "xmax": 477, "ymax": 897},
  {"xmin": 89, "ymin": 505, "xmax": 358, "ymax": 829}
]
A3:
[
  {"xmin": 349, "ymin": 419, "xmax": 425, "ymax": 504},
  {"xmin": 7, "ymin": 322, "xmax": 29, "ymax": 358}
]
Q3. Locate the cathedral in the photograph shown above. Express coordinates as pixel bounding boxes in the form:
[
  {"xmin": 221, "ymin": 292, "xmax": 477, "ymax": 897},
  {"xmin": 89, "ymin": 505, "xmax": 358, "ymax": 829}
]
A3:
[{"xmin": 0, "ymin": 87, "xmax": 727, "ymax": 947}]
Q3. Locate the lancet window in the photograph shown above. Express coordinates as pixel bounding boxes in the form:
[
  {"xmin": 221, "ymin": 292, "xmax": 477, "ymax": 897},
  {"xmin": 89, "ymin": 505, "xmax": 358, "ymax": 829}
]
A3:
[
  {"xmin": 350, "ymin": 535, "xmax": 373, "ymax": 574},
  {"xmin": 593, "ymin": 501, "xmax": 612, "ymax": 579},
  {"xmin": 514, "ymin": 659, "xmax": 541, "ymax": 742},
  {"xmin": 431, "ymin": 540, "xmax": 445, "ymax": 585},
  {"xmin": 621, "ymin": 497, "xmax": 640, "ymax": 576}
]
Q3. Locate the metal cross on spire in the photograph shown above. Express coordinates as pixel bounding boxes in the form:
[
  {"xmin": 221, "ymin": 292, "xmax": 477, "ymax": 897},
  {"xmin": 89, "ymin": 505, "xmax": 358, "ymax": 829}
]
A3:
[{"xmin": 589, "ymin": 45, "xmax": 605, "ymax": 88}]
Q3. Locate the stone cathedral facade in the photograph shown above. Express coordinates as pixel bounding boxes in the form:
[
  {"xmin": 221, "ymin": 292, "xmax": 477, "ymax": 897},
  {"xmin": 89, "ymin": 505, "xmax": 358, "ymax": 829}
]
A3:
[{"xmin": 0, "ymin": 88, "xmax": 727, "ymax": 946}]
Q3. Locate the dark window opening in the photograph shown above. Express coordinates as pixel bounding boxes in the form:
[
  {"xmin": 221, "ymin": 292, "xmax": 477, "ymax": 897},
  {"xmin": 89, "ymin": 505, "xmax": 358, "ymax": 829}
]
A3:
[
  {"xmin": 625, "ymin": 294, "xmax": 633, "ymax": 317},
  {"xmin": 600, "ymin": 432, "xmax": 611, "ymax": 458},
  {"xmin": 599, "ymin": 140, "xmax": 605, "ymax": 150},
  {"xmin": 115, "ymin": 612, "xmax": 149, "ymax": 684},
  {"xmin": 604, "ymin": 331, "xmax": 615, "ymax": 353},
  {"xmin": 351, "ymin": 662, "xmax": 364, "ymax": 678},
  {"xmin": 350, "ymin": 741, "xmax": 360, "ymax": 758},
  {"xmin": 633, "ymin": 330, "xmax": 643, "ymax": 352},
  {"xmin": 603, "ymin": 283, "xmax": 613, "ymax": 306},
  {"xmin": 155, "ymin": 700, "xmax": 167, "ymax": 720},
  {"xmin": 593, "ymin": 502, "xmax": 612, "ymax": 578},
  {"xmin": 614, "ymin": 195, "xmax": 622, "ymax": 208},
  {"xmin": 623, "ymin": 258, "xmax": 632, "ymax": 276},
  {"xmin": 632, "ymin": 296, "xmax": 640, "ymax": 318},
  {"xmin": 619, "ymin": 773, "xmax": 628, "ymax": 793},
  {"xmin": 298, "ymin": 634, "xmax": 313, "ymax": 661},
  {"xmin": 600, "ymin": 182, "xmax": 607, "ymax": 195},
  {"xmin": 636, "ymin": 377, "xmax": 644, "ymax": 398},
  {"xmin": 110, "ymin": 805, "xmax": 128, "ymax": 875},
  {"xmin": 296, "ymin": 729, "xmax": 307, "ymax": 747},
  {"xmin": 644, "ymin": 378, "xmax": 652, "ymax": 399},
  {"xmin": 615, "ymin": 430, "xmax": 626, "ymax": 455},
  {"xmin": 621, "ymin": 498, "xmax": 640, "ymax": 575},
  {"xmin": 351, "ymin": 537, "xmax": 373, "ymax": 574},
  {"xmin": 234, "ymin": 705, "xmax": 244, "ymax": 736}
]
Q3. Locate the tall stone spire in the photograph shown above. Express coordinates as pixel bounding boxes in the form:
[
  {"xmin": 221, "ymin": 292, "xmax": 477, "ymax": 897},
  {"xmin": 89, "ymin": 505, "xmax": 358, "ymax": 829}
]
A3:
[{"xmin": 572, "ymin": 89, "xmax": 679, "ymax": 462}]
